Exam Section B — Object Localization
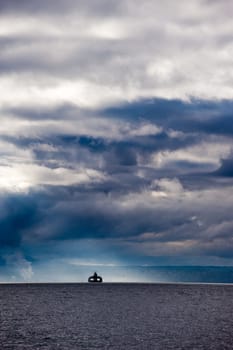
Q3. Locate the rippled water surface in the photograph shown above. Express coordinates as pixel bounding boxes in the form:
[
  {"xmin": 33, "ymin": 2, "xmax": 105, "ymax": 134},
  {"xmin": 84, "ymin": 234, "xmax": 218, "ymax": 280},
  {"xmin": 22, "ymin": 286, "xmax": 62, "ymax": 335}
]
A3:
[{"xmin": 0, "ymin": 283, "xmax": 232, "ymax": 349}]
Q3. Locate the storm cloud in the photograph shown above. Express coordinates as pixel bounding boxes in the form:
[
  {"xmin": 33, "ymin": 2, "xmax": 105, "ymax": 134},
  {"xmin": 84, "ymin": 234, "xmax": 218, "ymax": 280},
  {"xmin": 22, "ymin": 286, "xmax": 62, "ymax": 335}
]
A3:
[{"xmin": 0, "ymin": 0, "xmax": 233, "ymax": 280}]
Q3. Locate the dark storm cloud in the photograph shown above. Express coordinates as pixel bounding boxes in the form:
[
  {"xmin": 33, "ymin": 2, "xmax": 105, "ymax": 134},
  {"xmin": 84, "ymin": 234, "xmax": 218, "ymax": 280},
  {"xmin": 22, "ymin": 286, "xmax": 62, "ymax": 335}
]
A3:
[
  {"xmin": 0, "ymin": 0, "xmax": 233, "ymax": 275},
  {"xmin": 0, "ymin": 193, "xmax": 39, "ymax": 248},
  {"xmin": 104, "ymin": 98, "xmax": 233, "ymax": 136},
  {"xmin": 0, "ymin": 185, "xmax": 194, "ymax": 242},
  {"xmin": 4, "ymin": 99, "xmax": 233, "ymax": 138},
  {"xmin": 0, "ymin": 187, "xmax": 157, "ymax": 244},
  {"xmin": 0, "ymin": 178, "xmax": 233, "ymax": 266},
  {"xmin": 2, "ymin": 98, "xmax": 232, "ymax": 182},
  {"xmin": 215, "ymin": 155, "xmax": 233, "ymax": 177},
  {"xmin": 0, "ymin": 99, "xmax": 230, "ymax": 220}
]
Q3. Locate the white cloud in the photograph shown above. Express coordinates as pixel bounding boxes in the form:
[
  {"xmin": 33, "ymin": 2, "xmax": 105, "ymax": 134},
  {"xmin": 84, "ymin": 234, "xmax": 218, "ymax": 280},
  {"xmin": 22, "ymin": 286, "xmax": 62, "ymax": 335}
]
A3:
[
  {"xmin": 0, "ymin": 0, "xmax": 233, "ymax": 111},
  {"xmin": 152, "ymin": 140, "xmax": 232, "ymax": 170},
  {"xmin": 0, "ymin": 163, "xmax": 106, "ymax": 192},
  {"xmin": 152, "ymin": 178, "xmax": 184, "ymax": 195},
  {"xmin": 126, "ymin": 122, "xmax": 162, "ymax": 137}
]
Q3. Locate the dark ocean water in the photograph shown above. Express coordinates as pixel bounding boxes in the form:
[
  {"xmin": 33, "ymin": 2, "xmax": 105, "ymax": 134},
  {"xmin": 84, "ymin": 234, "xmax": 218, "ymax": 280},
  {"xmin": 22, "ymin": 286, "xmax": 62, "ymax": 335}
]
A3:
[{"xmin": 0, "ymin": 283, "xmax": 233, "ymax": 349}]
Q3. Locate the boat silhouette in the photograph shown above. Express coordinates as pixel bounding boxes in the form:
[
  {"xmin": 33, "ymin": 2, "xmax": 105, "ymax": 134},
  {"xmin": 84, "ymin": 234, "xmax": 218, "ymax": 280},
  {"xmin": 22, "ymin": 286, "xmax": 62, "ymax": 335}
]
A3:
[{"xmin": 88, "ymin": 272, "xmax": 103, "ymax": 283}]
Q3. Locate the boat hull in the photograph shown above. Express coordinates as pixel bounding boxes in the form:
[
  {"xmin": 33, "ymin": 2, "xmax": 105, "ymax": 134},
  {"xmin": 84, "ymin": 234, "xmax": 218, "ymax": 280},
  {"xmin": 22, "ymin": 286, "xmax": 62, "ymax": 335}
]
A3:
[{"xmin": 88, "ymin": 276, "xmax": 103, "ymax": 283}]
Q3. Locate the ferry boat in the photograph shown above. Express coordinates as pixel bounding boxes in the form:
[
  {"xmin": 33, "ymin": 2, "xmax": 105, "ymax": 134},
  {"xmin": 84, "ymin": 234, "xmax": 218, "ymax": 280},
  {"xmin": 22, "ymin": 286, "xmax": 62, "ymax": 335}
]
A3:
[{"xmin": 88, "ymin": 272, "xmax": 103, "ymax": 283}]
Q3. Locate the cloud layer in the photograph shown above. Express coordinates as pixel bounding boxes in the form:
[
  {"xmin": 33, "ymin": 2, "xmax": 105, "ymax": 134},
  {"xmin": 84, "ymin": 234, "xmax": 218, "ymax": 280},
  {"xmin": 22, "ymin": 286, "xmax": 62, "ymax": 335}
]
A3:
[
  {"xmin": 0, "ymin": 0, "xmax": 233, "ymax": 280},
  {"xmin": 1, "ymin": 0, "xmax": 233, "ymax": 111}
]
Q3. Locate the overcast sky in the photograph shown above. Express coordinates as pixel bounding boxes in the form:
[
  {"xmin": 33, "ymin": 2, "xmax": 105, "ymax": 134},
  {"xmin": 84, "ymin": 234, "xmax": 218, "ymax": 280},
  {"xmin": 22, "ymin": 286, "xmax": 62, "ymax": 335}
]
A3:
[{"xmin": 0, "ymin": 0, "xmax": 233, "ymax": 281}]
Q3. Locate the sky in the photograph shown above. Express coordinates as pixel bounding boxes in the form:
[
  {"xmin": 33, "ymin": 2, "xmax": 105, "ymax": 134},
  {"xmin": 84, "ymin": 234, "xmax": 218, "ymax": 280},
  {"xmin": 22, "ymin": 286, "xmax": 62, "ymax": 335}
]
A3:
[{"xmin": 0, "ymin": 0, "xmax": 233, "ymax": 282}]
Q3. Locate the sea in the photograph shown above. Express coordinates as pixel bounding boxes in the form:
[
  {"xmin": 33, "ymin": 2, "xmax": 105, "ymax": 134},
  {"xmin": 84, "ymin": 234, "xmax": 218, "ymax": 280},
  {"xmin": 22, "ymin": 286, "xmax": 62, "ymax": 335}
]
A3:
[{"xmin": 0, "ymin": 281, "xmax": 233, "ymax": 349}]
